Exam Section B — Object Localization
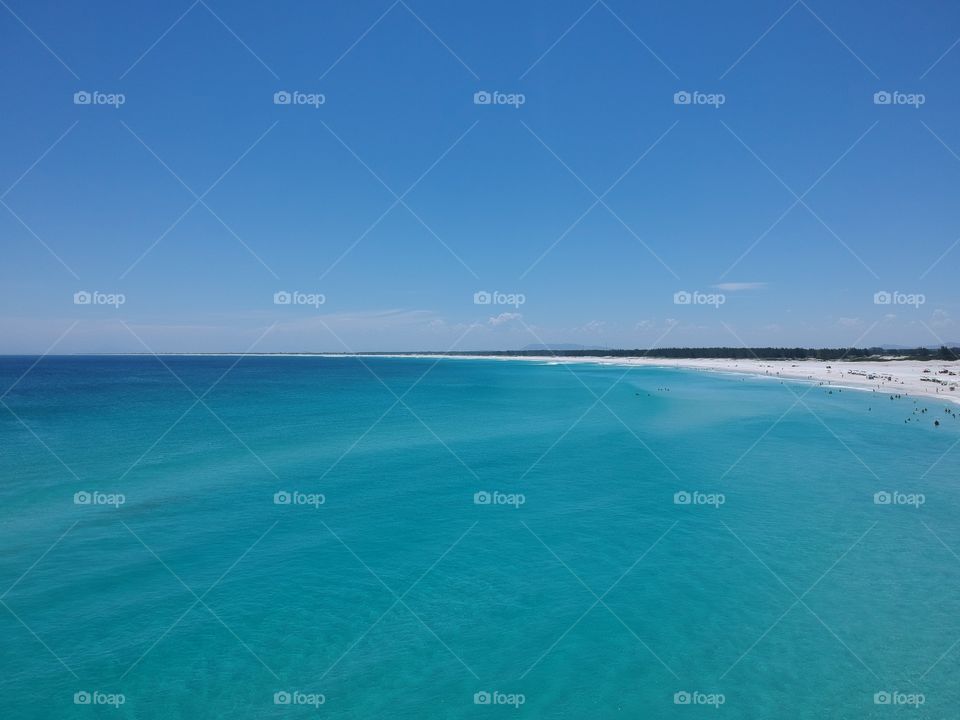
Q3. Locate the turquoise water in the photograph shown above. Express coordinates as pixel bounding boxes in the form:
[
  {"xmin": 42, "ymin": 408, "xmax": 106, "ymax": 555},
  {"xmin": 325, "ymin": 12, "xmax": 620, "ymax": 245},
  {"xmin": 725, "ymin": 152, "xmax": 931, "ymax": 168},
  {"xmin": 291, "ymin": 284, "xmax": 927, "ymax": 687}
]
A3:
[{"xmin": 1, "ymin": 356, "xmax": 958, "ymax": 719}]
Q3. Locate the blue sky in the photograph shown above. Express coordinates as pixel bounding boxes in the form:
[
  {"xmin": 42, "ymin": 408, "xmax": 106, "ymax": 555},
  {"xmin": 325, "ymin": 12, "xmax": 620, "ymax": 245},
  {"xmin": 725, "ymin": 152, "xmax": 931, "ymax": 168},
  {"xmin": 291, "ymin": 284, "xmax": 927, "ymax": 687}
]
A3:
[{"xmin": 1, "ymin": 0, "xmax": 958, "ymax": 352}]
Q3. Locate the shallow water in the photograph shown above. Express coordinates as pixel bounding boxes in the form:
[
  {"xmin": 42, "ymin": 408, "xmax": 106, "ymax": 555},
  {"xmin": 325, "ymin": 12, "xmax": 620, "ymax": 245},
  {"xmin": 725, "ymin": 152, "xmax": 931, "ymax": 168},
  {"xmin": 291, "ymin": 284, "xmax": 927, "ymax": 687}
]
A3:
[{"xmin": 0, "ymin": 356, "xmax": 957, "ymax": 718}]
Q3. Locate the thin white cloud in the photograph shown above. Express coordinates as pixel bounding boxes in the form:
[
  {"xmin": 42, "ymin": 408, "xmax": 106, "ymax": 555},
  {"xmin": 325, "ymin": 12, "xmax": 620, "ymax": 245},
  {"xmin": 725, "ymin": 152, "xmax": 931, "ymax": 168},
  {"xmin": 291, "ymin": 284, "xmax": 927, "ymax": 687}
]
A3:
[
  {"xmin": 488, "ymin": 312, "xmax": 522, "ymax": 326},
  {"xmin": 713, "ymin": 282, "xmax": 768, "ymax": 291}
]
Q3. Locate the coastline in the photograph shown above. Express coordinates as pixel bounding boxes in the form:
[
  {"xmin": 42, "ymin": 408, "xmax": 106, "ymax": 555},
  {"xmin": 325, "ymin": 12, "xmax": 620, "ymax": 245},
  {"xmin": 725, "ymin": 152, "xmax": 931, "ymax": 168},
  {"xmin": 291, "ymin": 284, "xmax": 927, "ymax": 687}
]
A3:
[{"xmin": 358, "ymin": 354, "xmax": 960, "ymax": 406}]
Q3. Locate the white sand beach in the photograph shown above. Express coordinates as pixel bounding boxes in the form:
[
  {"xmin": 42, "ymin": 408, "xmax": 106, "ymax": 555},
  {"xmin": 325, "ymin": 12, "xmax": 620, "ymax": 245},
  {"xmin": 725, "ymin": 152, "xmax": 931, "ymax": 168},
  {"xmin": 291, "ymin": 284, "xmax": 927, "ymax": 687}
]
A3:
[{"xmin": 365, "ymin": 354, "xmax": 960, "ymax": 406}]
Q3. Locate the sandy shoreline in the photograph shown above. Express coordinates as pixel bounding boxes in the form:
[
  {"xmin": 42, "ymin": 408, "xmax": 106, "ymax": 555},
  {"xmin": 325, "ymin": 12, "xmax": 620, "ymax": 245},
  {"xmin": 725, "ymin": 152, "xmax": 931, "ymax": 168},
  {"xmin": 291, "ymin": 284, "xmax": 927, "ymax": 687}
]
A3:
[{"xmin": 360, "ymin": 354, "xmax": 960, "ymax": 406}]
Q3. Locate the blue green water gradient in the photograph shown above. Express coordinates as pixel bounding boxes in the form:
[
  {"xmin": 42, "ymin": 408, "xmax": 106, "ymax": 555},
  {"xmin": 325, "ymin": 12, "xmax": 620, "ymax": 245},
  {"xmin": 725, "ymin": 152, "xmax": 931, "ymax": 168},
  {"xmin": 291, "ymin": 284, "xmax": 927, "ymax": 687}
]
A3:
[{"xmin": 1, "ymin": 356, "xmax": 958, "ymax": 718}]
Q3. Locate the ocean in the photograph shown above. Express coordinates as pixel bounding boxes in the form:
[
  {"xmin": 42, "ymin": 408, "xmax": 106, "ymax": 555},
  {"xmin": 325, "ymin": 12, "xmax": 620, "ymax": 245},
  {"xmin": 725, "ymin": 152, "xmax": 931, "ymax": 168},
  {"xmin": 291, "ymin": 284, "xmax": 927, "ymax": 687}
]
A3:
[{"xmin": 0, "ymin": 355, "xmax": 957, "ymax": 718}]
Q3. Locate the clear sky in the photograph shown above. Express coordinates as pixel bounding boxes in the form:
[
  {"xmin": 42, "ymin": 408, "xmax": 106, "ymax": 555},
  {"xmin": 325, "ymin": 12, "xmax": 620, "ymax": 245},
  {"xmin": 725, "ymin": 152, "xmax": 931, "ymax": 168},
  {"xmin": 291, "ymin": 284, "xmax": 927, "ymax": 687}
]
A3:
[{"xmin": 2, "ymin": 0, "xmax": 958, "ymax": 353}]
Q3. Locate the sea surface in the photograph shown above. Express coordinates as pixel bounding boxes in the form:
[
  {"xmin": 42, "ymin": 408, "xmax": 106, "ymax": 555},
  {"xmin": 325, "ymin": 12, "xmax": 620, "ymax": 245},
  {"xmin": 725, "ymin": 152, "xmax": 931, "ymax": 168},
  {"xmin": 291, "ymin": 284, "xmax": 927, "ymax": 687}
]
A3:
[{"xmin": 0, "ymin": 355, "xmax": 958, "ymax": 719}]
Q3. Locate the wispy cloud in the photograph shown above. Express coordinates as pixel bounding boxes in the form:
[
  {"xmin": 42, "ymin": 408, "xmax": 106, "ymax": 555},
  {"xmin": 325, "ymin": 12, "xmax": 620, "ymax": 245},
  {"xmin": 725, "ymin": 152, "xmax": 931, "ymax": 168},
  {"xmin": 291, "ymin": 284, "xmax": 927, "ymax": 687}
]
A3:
[
  {"xmin": 713, "ymin": 282, "xmax": 768, "ymax": 292},
  {"xmin": 488, "ymin": 312, "xmax": 522, "ymax": 327}
]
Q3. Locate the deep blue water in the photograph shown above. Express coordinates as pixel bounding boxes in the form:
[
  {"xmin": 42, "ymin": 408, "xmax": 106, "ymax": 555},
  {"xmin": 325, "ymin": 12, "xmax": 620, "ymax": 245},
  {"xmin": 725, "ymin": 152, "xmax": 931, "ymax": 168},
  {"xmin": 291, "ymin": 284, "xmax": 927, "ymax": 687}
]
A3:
[{"xmin": 0, "ymin": 356, "xmax": 958, "ymax": 718}]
